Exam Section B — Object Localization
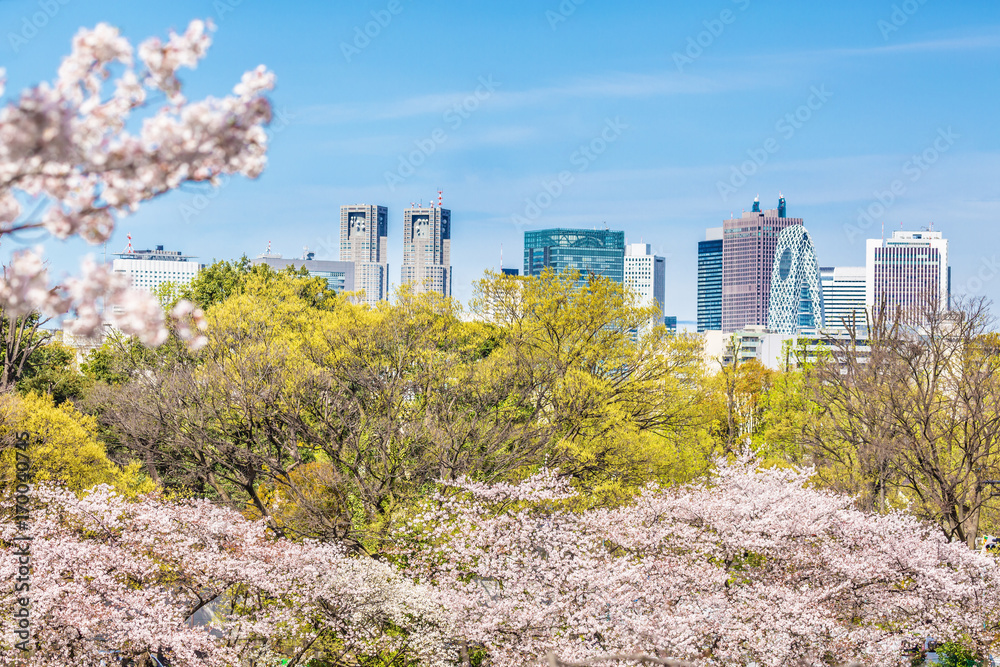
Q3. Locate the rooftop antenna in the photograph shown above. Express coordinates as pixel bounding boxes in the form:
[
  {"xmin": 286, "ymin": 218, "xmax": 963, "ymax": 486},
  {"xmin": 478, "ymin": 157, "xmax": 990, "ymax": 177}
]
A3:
[
  {"xmin": 124, "ymin": 233, "xmax": 133, "ymax": 254},
  {"xmin": 929, "ymin": 221, "xmax": 934, "ymax": 231},
  {"xmin": 438, "ymin": 190, "xmax": 443, "ymax": 209}
]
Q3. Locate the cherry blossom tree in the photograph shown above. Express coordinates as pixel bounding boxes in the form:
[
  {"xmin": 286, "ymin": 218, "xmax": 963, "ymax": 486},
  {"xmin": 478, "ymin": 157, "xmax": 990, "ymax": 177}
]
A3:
[
  {"xmin": 0, "ymin": 484, "xmax": 454, "ymax": 666},
  {"xmin": 397, "ymin": 459, "xmax": 1000, "ymax": 666},
  {"xmin": 0, "ymin": 19, "xmax": 275, "ymax": 347}
]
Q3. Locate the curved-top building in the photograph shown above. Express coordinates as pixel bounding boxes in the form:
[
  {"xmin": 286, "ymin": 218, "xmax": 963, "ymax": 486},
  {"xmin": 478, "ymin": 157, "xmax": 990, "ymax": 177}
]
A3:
[{"xmin": 767, "ymin": 226, "xmax": 824, "ymax": 334}]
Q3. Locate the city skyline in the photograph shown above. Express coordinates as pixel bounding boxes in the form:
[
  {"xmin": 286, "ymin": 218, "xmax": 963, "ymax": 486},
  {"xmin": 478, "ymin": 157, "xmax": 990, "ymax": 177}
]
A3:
[
  {"xmin": 113, "ymin": 195, "xmax": 954, "ymax": 339},
  {"xmin": 3, "ymin": 1, "xmax": 997, "ymax": 324}
]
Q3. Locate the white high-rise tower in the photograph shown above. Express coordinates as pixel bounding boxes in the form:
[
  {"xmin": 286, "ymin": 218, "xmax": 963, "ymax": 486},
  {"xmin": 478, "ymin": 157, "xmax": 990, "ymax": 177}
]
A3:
[
  {"xmin": 401, "ymin": 198, "xmax": 451, "ymax": 297},
  {"xmin": 624, "ymin": 243, "xmax": 666, "ymax": 319},
  {"xmin": 340, "ymin": 204, "xmax": 389, "ymax": 306},
  {"xmin": 866, "ymin": 230, "xmax": 949, "ymax": 319}
]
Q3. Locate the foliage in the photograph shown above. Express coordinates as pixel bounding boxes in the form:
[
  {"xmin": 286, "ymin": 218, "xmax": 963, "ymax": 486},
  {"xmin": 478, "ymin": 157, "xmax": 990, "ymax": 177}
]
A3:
[
  {"xmin": 177, "ymin": 258, "xmax": 338, "ymax": 312},
  {"xmin": 937, "ymin": 642, "xmax": 983, "ymax": 667},
  {"xmin": 938, "ymin": 641, "xmax": 984, "ymax": 667},
  {"xmin": 99, "ymin": 269, "xmax": 715, "ymax": 549},
  {"xmin": 472, "ymin": 269, "xmax": 707, "ymax": 496},
  {"xmin": 0, "ymin": 310, "xmax": 52, "ymax": 391},
  {"xmin": 0, "ymin": 392, "xmax": 152, "ymax": 497},
  {"xmin": 177, "ymin": 256, "xmax": 253, "ymax": 310},
  {"xmin": 15, "ymin": 340, "xmax": 88, "ymax": 404}
]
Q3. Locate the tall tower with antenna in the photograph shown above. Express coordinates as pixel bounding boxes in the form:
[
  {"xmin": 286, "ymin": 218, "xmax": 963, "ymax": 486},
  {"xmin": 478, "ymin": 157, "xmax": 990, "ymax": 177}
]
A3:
[{"xmin": 401, "ymin": 192, "xmax": 452, "ymax": 297}]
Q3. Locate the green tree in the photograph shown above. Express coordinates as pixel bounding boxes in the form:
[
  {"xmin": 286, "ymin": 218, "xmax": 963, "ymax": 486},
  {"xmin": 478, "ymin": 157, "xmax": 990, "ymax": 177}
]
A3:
[
  {"xmin": 0, "ymin": 392, "xmax": 153, "ymax": 496},
  {"xmin": 178, "ymin": 257, "xmax": 338, "ymax": 312},
  {"xmin": 0, "ymin": 310, "xmax": 52, "ymax": 391},
  {"xmin": 472, "ymin": 269, "xmax": 707, "ymax": 500},
  {"xmin": 16, "ymin": 340, "xmax": 89, "ymax": 404},
  {"xmin": 177, "ymin": 256, "xmax": 252, "ymax": 310}
]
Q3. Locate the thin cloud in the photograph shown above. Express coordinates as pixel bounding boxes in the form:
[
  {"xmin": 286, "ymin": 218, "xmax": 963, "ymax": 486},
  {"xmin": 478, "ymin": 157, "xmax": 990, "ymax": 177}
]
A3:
[
  {"xmin": 815, "ymin": 32, "xmax": 1000, "ymax": 57},
  {"xmin": 733, "ymin": 30, "xmax": 1000, "ymax": 67},
  {"xmin": 298, "ymin": 71, "xmax": 777, "ymax": 126}
]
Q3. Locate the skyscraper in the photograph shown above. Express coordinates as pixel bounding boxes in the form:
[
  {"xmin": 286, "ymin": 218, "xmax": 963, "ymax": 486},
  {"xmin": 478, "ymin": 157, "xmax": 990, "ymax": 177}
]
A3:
[
  {"xmin": 340, "ymin": 204, "xmax": 388, "ymax": 306},
  {"xmin": 624, "ymin": 243, "xmax": 666, "ymax": 318},
  {"xmin": 722, "ymin": 195, "xmax": 803, "ymax": 332},
  {"xmin": 523, "ymin": 228, "xmax": 625, "ymax": 284},
  {"xmin": 820, "ymin": 266, "xmax": 866, "ymax": 332},
  {"xmin": 866, "ymin": 230, "xmax": 950, "ymax": 319},
  {"xmin": 766, "ymin": 226, "xmax": 823, "ymax": 335},
  {"xmin": 697, "ymin": 227, "xmax": 723, "ymax": 332},
  {"xmin": 401, "ymin": 205, "xmax": 452, "ymax": 296}
]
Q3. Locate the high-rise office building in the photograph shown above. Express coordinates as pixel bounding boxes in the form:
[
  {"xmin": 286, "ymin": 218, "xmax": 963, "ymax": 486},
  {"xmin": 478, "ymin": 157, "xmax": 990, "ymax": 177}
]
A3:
[
  {"xmin": 112, "ymin": 239, "xmax": 201, "ymax": 293},
  {"xmin": 697, "ymin": 227, "xmax": 723, "ymax": 332},
  {"xmin": 766, "ymin": 226, "xmax": 823, "ymax": 335},
  {"xmin": 624, "ymin": 243, "xmax": 666, "ymax": 318},
  {"xmin": 721, "ymin": 195, "xmax": 803, "ymax": 332},
  {"xmin": 340, "ymin": 204, "xmax": 388, "ymax": 306},
  {"xmin": 820, "ymin": 266, "xmax": 867, "ymax": 332},
  {"xmin": 523, "ymin": 228, "xmax": 625, "ymax": 284},
  {"xmin": 866, "ymin": 230, "xmax": 950, "ymax": 319},
  {"xmin": 401, "ymin": 205, "xmax": 452, "ymax": 296}
]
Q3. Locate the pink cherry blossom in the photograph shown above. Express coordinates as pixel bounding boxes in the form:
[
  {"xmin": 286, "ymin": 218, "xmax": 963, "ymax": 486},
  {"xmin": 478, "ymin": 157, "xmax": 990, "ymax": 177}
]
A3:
[
  {"xmin": 397, "ymin": 457, "xmax": 1000, "ymax": 666},
  {"xmin": 0, "ymin": 249, "xmax": 66, "ymax": 317},
  {"xmin": 0, "ymin": 484, "xmax": 454, "ymax": 666},
  {"xmin": 0, "ymin": 20, "xmax": 275, "ymax": 346},
  {"xmin": 169, "ymin": 299, "xmax": 208, "ymax": 350}
]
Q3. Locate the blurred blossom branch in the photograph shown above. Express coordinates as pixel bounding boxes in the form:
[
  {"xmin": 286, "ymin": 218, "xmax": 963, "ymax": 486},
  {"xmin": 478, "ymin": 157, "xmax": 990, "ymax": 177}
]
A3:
[{"xmin": 0, "ymin": 19, "xmax": 274, "ymax": 348}]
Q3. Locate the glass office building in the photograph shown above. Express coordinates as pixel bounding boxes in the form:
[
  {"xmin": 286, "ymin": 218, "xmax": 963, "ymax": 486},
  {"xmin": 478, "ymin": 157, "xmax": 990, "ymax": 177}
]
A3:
[
  {"xmin": 340, "ymin": 204, "xmax": 389, "ymax": 306},
  {"xmin": 697, "ymin": 228, "xmax": 723, "ymax": 332},
  {"xmin": 523, "ymin": 228, "xmax": 625, "ymax": 284}
]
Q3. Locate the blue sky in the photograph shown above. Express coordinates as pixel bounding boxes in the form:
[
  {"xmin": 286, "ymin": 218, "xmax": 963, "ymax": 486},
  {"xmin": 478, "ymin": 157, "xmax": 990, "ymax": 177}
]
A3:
[{"xmin": 2, "ymin": 0, "xmax": 998, "ymax": 324}]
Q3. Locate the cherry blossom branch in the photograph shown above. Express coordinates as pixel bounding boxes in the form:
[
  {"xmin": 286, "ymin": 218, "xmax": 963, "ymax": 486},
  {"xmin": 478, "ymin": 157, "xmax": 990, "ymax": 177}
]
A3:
[{"xmin": 0, "ymin": 19, "xmax": 274, "ymax": 349}]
